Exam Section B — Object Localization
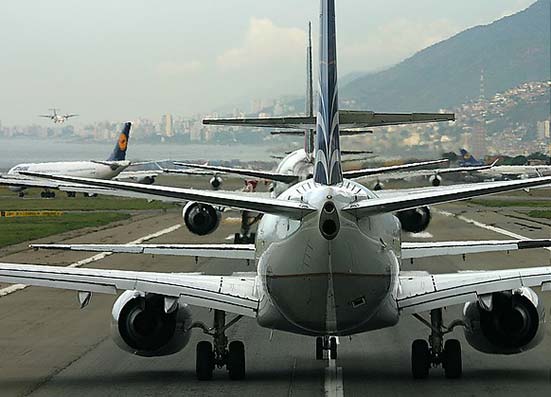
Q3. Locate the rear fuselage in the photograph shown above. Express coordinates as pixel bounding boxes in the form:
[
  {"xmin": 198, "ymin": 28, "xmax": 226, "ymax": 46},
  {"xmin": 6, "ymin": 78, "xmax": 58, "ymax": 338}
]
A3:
[{"xmin": 255, "ymin": 179, "xmax": 401, "ymax": 336}]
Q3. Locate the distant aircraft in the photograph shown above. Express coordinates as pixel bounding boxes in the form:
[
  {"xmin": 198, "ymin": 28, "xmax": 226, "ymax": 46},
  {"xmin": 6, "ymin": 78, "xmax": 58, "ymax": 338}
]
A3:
[
  {"xmin": 3, "ymin": 0, "xmax": 551, "ymax": 382},
  {"xmin": 458, "ymin": 149, "xmax": 486, "ymax": 167},
  {"xmin": 39, "ymin": 108, "xmax": 78, "ymax": 124},
  {"xmin": 1, "ymin": 122, "xmax": 133, "ymax": 198}
]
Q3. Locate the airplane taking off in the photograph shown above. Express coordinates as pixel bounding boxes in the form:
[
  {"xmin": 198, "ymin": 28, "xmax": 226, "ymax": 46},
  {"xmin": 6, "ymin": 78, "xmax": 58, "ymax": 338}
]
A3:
[
  {"xmin": 39, "ymin": 108, "xmax": 78, "ymax": 124},
  {"xmin": 2, "ymin": 122, "xmax": 133, "ymax": 197},
  {"xmin": 3, "ymin": 0, "xmax": 551, "ymax": 382}
]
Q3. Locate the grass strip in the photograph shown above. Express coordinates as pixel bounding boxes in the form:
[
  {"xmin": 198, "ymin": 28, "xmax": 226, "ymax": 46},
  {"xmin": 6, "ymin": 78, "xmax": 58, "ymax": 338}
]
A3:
[{"xmin": 0, "ymin": 212, "xmax": 130, "ymax": 248}]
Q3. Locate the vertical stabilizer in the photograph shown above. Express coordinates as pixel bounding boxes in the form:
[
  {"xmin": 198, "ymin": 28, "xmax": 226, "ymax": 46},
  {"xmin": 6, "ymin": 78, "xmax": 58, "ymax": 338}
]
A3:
[
  {"xmin": 107, "ymin": 122, "xmax": 132, "ymax": 161},
  {"xmin": 313, "ymin": 0, "xmax": 342, "ymax": 185},
  {"xmin": 305, "ymin": 21, "xmax": 315, "ymax": 159}
]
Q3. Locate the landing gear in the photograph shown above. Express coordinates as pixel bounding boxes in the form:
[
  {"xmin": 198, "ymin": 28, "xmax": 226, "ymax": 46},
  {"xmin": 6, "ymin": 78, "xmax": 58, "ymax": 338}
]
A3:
[
  {"xmin": 192, "ymin": 310, "xmax": 245, "ymax": 381},
  {"xmin": 315, "ymin": 336, "xmax": 338, "ymax": 360},
  {"xmin": 411, "ymin": 309, "xmax": 464, "ymax": 379},
  {"xmin": 234, "ymin": 210, "xmax": 261, "ymax": 244},
  {"xmin": 234, "ymin": 232, "xmax": 255, "ymax": 244},
  {"xmin": 40, "ymin": 191, "xmax": 55, "ymax": 198},
  {"xmin": 66, "ymin": 192, "xmax": 76, "ymax": 198},
  {"xmin": 18, "ymin": 191, "xmax": 25, "ymax": 198}
]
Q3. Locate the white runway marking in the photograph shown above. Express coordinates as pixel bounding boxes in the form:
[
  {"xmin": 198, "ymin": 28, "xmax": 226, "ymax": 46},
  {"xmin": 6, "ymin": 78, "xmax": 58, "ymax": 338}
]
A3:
[
  {"xmin": 409, "ymin": 231, "xmax": 433, "ymax": 239},
  {"xmin": 325, "ymin": 359, "xmax": 344, "ymax": 397},
  {"xmin": 0, "ymin": 224, "xmax": 182, "ymax": 298},
  {"xmin": 436, "ymin": 210, "xmax": 551, "ymax": 252}
]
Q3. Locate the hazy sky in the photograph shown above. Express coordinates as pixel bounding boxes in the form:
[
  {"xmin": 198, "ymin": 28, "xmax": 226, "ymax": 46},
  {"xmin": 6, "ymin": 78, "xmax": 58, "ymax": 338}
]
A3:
[{"xmin": 0, "ymin": 0, "xmax": 536, "ymax": 125}]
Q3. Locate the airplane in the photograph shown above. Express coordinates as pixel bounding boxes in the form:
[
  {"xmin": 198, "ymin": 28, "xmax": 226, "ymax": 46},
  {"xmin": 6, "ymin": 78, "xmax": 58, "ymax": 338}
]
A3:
[
  {"xmin": 39, "ymin": 108, "xmax": 78, "ymax": 124},
  {"xmin": 458, "ymin": 148, "xmax": 486, "ymax": 167},
  {"xmin": 1, "ymin": 122, "xmax": 133, "ymax": 198},
  {"xmin": 4, "ymin": 0, "xmax": 551, "ymax": 382}
]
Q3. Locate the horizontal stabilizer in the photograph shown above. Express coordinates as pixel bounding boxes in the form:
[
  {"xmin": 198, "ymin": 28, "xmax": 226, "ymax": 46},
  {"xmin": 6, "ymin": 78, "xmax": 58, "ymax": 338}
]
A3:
[
  {"xmin": 20, "ymin": 172, "xmax": 315, "ymax": 219},
  {"xmin": 402, "ymin": 239, "xmax": 551, "ymax": 260},
  {"xmin": 204, "ymin": 111, "xmax": 455, "ymax": 130},
  {"xmin": 343, "ymin": 159, "xmax": 448, "ymax": 179},
  {"xmin": 173, "ymin": 162, "xmax": 299, "ymax": 184},
  {"xmin": 344, "ymin": 176, "xmax": 551, "ymax": 216},
  {"xmin": 31, "ymin": 243, "xmax": 256, "ymax": 260}
]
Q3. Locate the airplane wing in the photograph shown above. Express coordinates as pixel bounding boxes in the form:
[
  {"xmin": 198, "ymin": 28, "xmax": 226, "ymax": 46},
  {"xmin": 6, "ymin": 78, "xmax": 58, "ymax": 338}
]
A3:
[
  {"xmin": 343, "ymin": 176, "xmax": 551, "ymax": 217},
  {"xmin": 401, "ymin": 239, "xmax": 551, "ymax": 260},
  {"xmin": 20, "ymin": 172, "xmax": 315, "ymax": 219},
  {"xmin": 343, "ymin": 159, "xmax": 448, "ymax": 179},
  {"xmin": 39, "ymin": 115, "xmax": 53, "ymax": 118},
  {"xmin": 173, "ymin": 162, "xmax": 299, "ymax": 184},
  {"xmin": 0, "ymin": 263, "xmax": 259, "ymax": 317},
  {"xmin": 398, "ymin": 266, "xmax": 551, "ymax": 314},
  {"xmin": 64, "ymin": 114, "xmax": 79, "ymax": 118},
  {"xmin": 31, "ymin": 243, "xmax": 256, "ymax": 260},
  {"xmin": 203, "ymin": 111, "xmax": 455, "ymax": 129}
]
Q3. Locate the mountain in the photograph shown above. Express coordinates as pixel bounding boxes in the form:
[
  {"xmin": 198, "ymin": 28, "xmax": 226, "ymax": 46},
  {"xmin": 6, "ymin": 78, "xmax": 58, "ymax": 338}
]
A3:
[{"xmin": 341, "ymin": 0, "xmax": 550, "ymax": 112}]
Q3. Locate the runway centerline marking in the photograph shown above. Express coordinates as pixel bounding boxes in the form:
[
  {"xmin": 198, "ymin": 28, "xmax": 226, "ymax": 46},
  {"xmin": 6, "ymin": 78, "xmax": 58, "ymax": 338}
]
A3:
[
  {"xmin": 0, "ymin": 224, "xmax": 182, "ymax": 298},
  {"xmin": 325, "ymin": 358, "xmax": 344, "ymax": 397},
  {"xmin": 436, "ymin": 210, "xmax": 551, "ymax": 252}
]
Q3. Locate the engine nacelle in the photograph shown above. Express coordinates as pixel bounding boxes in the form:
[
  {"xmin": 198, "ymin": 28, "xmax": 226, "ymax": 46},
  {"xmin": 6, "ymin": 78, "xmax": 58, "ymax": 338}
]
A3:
[
  {"xmin": 183, "ymin": 202, "xmax": 221, "ymax": 236},
  {"xmin": 210, "ymin": 176, "xmax": 223, "ymax": 190},
  {"xmin": 396, "ymin": 206, "xmax": 431, "ymax": 233},
  {"xmin": 429, "ymin": 174, "xmax": 442, "ymax": 187},
  {"xmin": 463, "ymin": 288, "xmax": 545, "ymax": 355},
  {"xmin": 111, "ymin": 291, "xmax": 193, "ymax": 357},
  {"xmin": 137, "ymin": 175, "xmax": 156, "ymax": 185}
]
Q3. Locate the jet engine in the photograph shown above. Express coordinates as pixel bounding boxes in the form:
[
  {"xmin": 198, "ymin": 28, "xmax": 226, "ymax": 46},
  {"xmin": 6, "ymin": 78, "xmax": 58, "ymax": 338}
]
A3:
[
  {"xmin": 111, "ymin": 291, "xmax": 193, "ymax": 357},
  {"xmin": 463, "ymin": 288, "xmax": 545, "ymax": 354},
  {"xmin": 136, "ymin": 175, "xmax": 156, "ymax": 185},
  {"xmin": 183, "ymin": 202, "xmax": 221, "ymax": 236},
  {"xmin": 210, "ymin": 176, "xmax": 223, "ymax": 190},
  {"xmin": 396, "ymin": 207, "xmax": 431, "ymax": 233},
  {"xmin": 429, "ymin": 174, "xmax": 442, "ymax": 187}
]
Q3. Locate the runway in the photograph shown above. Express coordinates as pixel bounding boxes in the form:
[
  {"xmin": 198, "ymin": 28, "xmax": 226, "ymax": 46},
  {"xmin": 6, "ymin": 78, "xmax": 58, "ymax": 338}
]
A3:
[{"xmin": 1, "ymin": 201, "xmax": 550, "ymax": 396}]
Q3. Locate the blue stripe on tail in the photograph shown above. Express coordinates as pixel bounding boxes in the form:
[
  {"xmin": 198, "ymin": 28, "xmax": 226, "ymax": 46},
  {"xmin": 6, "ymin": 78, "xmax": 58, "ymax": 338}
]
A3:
[
  {"xmin": 313, "ymin": 0, "xmax": 343, "ymax": 186},
  {"xmin": 107, "ymin": 122, "xmax": 132, "ymax": 161}
]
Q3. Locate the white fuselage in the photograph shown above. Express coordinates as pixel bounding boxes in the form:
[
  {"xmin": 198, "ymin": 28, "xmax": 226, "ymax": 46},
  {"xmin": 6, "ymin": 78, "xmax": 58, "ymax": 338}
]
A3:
[
  {"xmin": 272, "ymin": 149, "xmax": 314, "ymax": 196},
  {"xmin": 7, "ymin": 161, "xmax": 130, "ymax": 191},
  {"xmin": 255, "ymin": 178, "xmax": 401, "ymax": 336}
]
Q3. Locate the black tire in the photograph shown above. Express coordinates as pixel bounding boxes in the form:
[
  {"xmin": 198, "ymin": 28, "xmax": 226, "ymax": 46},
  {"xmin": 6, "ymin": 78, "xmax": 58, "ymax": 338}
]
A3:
[
  {"xmin": 411, "ymin": 339, "xmax": 430, "ymax": 379},
  {"xmin": 196, "ymin": 341, "xmax": 214, "ymax": 381},
  {"xmin": 443, "ymin": 339, "xmax": 462, "ymax": 379},
  {"xmin": 329, "ymin": 337, "xmax": 337, "ymax": 360},
  {"xmin": 50, "ymin": 191, "xmax": 56, "ymax": 198},
  {"xmin": 316, "ymin": 337, "xmax": 324, "ymax": 360},
  {"xmin": 227, "ymin": 341, "xmax": 245, "ymax": 380},
  {"xmin": 40, "ymin": 191, "xmax": 46, "ymax": 198},
  {"xmin": 18, "ymin": 192, "xmax": 25, "ymax": 198},
  {"xmin": 234, "ymin": 233, "xmax": 242, "ymax": 244},
  {"xmin": 247, "ymin": 233, "xmax": 256, "ymax": 244}
]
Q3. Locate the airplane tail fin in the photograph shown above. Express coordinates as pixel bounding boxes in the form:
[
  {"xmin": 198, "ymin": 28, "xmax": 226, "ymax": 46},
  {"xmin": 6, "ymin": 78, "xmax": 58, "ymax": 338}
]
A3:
[
  {"xmin": 107, "ymin": 122, "xmax": 132, "ymax": 161},
  {"xmin": 313, "ymin": 0, "xmax": 343, "ymax": 185},
  {"xmin": 304, "ymin": 21, "xmax": 315, "ymax": 158},
  {"xmin": 459, "ymin": 148, "xmax": 479, "ymax": 165}
]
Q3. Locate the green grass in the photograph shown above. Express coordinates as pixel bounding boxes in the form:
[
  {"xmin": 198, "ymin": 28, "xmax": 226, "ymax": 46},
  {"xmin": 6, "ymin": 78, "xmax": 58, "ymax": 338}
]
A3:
[
  {"xmin": 470, "ymin": 199, "xmax": 551, "ymax": 208},
  {"xmin": 0, "ymin": 188, "xmax": 176, "ymax": 211},
  {"xmin": 0, "ymin": 212, "xmax": 131, "ymax": 248},
  {"xmin": 526, "ymin": 210, "xmax": 551, "ymax": 220}
]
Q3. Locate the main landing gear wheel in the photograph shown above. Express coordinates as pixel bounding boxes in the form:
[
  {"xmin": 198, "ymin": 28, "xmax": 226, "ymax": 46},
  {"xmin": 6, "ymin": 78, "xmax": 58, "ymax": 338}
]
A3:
[
  {"xmin": 40, "ymin": 191, "xmax": 55, "ymax": 198},
  {"xmin": 192, "ymin": 310, "xmax": 245, "ymax": 381},
  {"xmin": 443, "ymin": 339, "xmax": 462, "ymax": 379},
  {"xmin": 18, "ymin": 192, "xmax": 25, "ymax": 198},
  {"xmin": 196, "ymin": 341, "xmax": 215, "ymax": 381},
  {"xmin": 66, "ymin": 192, "xmax": 76, "ymax": 198},
  {"xmin": 411, "ymin": 309, "xmax": 465, "ymax": 379},
  {"xmin": 411, "ymin": 339, "xmax": 430, "ymax": 379},
  {"xmin": 227, "ymin": 341, "xmax": 246, "ymax": 380}
]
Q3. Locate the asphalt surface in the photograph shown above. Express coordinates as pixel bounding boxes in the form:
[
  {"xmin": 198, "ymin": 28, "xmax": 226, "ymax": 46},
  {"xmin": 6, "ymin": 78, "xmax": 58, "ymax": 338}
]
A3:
[{"xmin": 0, "ymin": 201, "xmax": 551, "ymax": 396}]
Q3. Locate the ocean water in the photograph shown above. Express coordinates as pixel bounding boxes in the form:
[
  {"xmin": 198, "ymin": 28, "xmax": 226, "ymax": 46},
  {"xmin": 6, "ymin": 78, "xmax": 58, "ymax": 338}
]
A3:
[{"xmin": 0, "ymin": 138, "xmax": 277, "ymax": 170}]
